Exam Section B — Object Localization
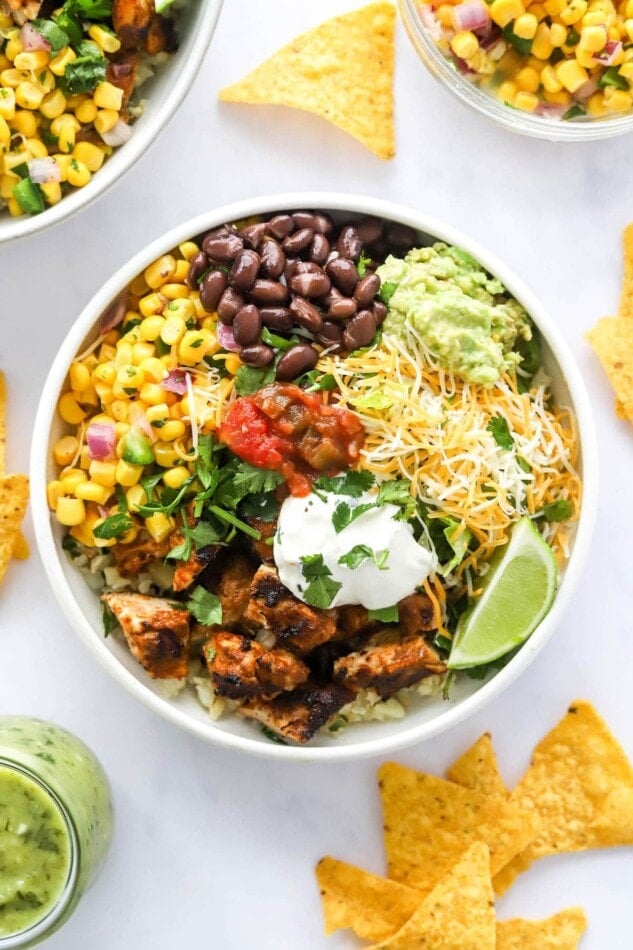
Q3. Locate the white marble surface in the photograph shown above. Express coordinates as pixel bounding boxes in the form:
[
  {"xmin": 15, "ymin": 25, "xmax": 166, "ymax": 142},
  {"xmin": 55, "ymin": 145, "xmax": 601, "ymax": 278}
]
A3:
[{"xmin": 1, "ymin": 0, "xmax": 632, "ymax": 946}]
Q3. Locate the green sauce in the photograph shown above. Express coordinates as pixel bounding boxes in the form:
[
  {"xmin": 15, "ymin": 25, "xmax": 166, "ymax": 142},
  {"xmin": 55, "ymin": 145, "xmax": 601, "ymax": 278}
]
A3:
[{"xmin": 0, "ymin": 767, "xmax": 72, "ymax": 938}]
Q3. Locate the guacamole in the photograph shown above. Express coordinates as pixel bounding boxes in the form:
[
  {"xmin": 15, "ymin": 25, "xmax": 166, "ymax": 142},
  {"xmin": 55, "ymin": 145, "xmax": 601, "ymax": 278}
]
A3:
[{"xmin": 377, "ymin": 244, "xmax": 533, "ymax": 386}]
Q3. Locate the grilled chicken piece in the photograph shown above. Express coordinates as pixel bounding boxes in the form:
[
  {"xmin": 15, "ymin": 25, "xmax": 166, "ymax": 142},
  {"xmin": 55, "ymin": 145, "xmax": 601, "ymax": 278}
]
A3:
[
  {"xmin": 335, "ymin": 605, "xmax": 380, "ymax": 639},
  {"xmin": 112, "ymin": 0, "xmax": 153, "ymax": 49},
  {"xmin": 112, "ymin": 533, "xmax": 170, "ymax": 578},
  {"xmin": 245, "ymin": 564, "xmax": 337, "ymax": 654},
  {"xmin": 2, "ymin": 0, "xmax": 42, "ymax": 24},
  {"xmin": 102, "ymin": 591, "xmax": 190, "ymax": 679},
  {"xmin": 333, "ymin": 628, "xmax": 446, "ymax": 698},
  {"xmin": 246, "ymin": 515, "xmax": 277, "ymax": 564},
  {"xmin": 144, "ymin": 11, "xmax": 177, "ymax": 54},
  {"xmin": 398, "ymin": 592, "xmax": 437, "ymax": 636},
  {"xmin": 240, "ymin": 683, "xmax": 355, "ymax": 744},
  {"xmin": 170, "ymin": 532, "xmax": 221, "ymax": 593},
  {"xmin": 106, "ymin": 51, "xmax": 140, "ymax": 107},
  {"xmin": 216, "ymin": 554, "xmax": 258, "ymax": 626},
  {"xmin": 205, "ymin": 632, "xmax": 309, "ymax": 700}
]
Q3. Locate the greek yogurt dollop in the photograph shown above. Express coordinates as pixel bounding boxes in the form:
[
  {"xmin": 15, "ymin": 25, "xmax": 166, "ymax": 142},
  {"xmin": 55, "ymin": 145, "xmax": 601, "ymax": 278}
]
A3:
[{"xmin": 273, "ymin": 490, "xmax": 437, "ymax": 611}]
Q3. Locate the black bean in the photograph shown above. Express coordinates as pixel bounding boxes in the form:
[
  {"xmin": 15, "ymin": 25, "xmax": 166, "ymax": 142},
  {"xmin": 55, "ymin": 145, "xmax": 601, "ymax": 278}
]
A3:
[
  {"xmin": 373, "ymin": 301, "xmax": 387, "ymax": 325},
  {"xmin": 240, "ymin": 222, "xmax": 267, "ymax": 249},
  {"xmin": 292, "ymin": 211, "xmax": 319, "ymax": 231},
  {"xmin": 233, "ymin": 304, "xmax": 262, "ymax": 346},
  {"xmin": 275, "ymin": 344, "xmax": 319, "ymax": 381},
  {"xmin": 186, "ymin": 251, "xmax": 210, "ymax": 289},
  {"xmin": 289, "ymin": 297, "xmax": 323, "ymax": 333},
  {"xmin": 355, "ymin": 217, "xmax": 384, "ymax": 246},
  {"xmin": 267, "ymin": 214, "xmax": 295, "ymax": 240},
  {"xmin": 326, "ymin": 257, "xmax": 360, "ymax": 296},
  {"xmin": 282, "ymin": 228, "xmax": 314, "ymax": 256},
  {"xmin": 342, "ymin": 310, "xmax": 377, "ymax": 350},
  {"xmin": 240, "ymin": 344, "xmax": 275, "ymax": 368},
  {"xmin": 336, "ymin": 225, "xmax": 362, "ymax": 262},
  {"xmin": 289, "ymin": 271, "xmax": 331, "ymax": 299},
  {"xmin": 284, "ymin": 260, "xmax": 299, "ymax": 282},
  {"xmin": 317, "ymin": 321, "xmax": 343, "ymax": 346},
  {"xmin": 199, "ymin": 269, "xmax": 228, "ymax": 312},
  {"xmin": 354, "ymin": 273, "xmax": 381, "ymax": 307},
  {"xmin": 260, "ymin": 307, "xmax": 293, "ymax": 332},
  {"xmin": 309, "ymin": 233, "xmax": 330, "ymax": 265},
  {"xmin": 229, "ymin": 249, "xmax": 261, "ymax": 293},
  {"xmin": 259, "ymin": 240, "xmax": 286, "ymax": 279},
  {"xmin": 294, "ymin": 261, "xmax": 322, "ymax": 274},
  {"xmin": 385, "ymin": 222, "xmax": 417, "ymax": 250},
  {"xmin": 217, "ymin": 287, "xmax": 245, "ymax": 325},
  {"xmin": 202, "ymin": 230, "xmax": 244, "ymax": 262},
  {"xmin": 328, "ymin": 296, "xmax": 357, "ymax": 321},
  {"xmin": 250, "ymin": 279, "xmax": 289, "ymax": 305},
  {"xmin": 314, "ymin": 213, "xmax": 334, "ymax": 236}
]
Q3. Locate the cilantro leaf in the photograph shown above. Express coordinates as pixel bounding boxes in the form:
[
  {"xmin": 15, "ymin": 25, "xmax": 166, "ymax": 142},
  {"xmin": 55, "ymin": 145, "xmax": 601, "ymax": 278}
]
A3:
[
  {"xmin": 260, "ymin": 327, "xmax": 297, "ymax": 351},
  {"xmin": 314, "ymin": 470, "xmax": 375, "ymax": 498},
  {"xmin": 300, "ymin": 370, "xmax": 338, "ymax": 392},
  {"xmin": 71, "ymin": 0, "xmax": 112, "ymax": 18},
  {"xmin": 166, "ymin": 535, "xmax": 191, "ymax": 561},
  {"xmin": 189, "ymin": 521, "xmax": 223, "ymax": 549},
  {"xmin": 186, "ymin": 587, "xmax": 222, "ymax": 626},
  {"xmin": 357, "ymin": 252, "xmax": 372, "ymax": 277},
  {"xmin": 438, "ymin": 521, "xmax": 472, "ymax": 577},
  {"xmin": 102, "ymin": 601, "xmax": 117, "ymax": 637},
  {"xmin": 234, "ymin": 364, "xmax": 275, "ymax": 396},
  {"xmin": 486, "ymin": 415, "xmax": 514, "ymax": 451},
  {"xmin": 367, "ymin": 605, "xmax": 399, "ymax": 623},
  {"xmin": 536, "ymin": 499, "xmax": 573, "ymax": 522},
  {"xmin": 331, "ymin": 501, "xmax": 375, "ymax": 533},
  {"xmin": 338, "ymin": 544, "xmax": 389, "ymax": 570},
  {"xmin": 31, "ymin": 18, "xmax": 69, "ymax": 53},
  {"xmin": 59, "ymin": 41, "xmax": 107, "ymax": 95},
  {"xmin": 232, "ymin": 461, "xmax": 284, "ymax": 496},
  {"xmin": 93, "ymin": 512, "xmax": 133, "ymax": 540},
  {"xmin": 300, "ymin": 554, "xmax": 342, "ymax": 608},
  {"xmin": 377, "ymin": 281, "xmax": 398, "ymax": 305},
  {"xmin": 376, "ymin": 479, "xmax": 416, "ymax": 520}
]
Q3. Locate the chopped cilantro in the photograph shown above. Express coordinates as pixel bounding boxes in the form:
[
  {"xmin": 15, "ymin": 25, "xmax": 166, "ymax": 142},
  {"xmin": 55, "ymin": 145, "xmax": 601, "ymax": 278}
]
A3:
[
  {"xmin": 314, "ymin": 470, "xmax": 375, "ymax": 498},
  {"xmin": 102, "ymin": 601, "xmax": 117, "ymax": 638},
  {"xmin": 234, "ymin": 364, "xmax": 276, "ymax": 396},
  {"xmin": 232, "ymin": 461, "xmax": 284, "ymax": 496},
  {"xmin": 59, "ymin": 41, "xmax": 108, "ymax": 95},
  {"xmin": 331, "ymin": 501, "xmax": 375, "ymax": 533},
  {"xmin": 31, "ymin": 18, "xmax": 69, "ymax": 53},
  {"xmin": 535, "ymin": 499, "xmax": 573, "ymax": 522},
  {"xmin": 186, "ymin": 587, "xmax": 222, "ymax": 626},
  {"xmin": 338, "ymin": 544, "xmax": 389, "ymax": 570},
  {"xmin": 93, "ymin": 512, "xmax": 133, "ymax": 540},
  {"xmin": 357, "ymin": 252, "xmax": 372, "ymax": 277},
  {"xmin": 377, "ymin": 281, "xmax": 398, "ymax": 305},
  {"xmin": 299, "ymin": 370, "xmax": 338, "ymax": 392},
  {"xmin": 376, "ymin": 478, "xmax": 416, "ymax": 520},
  {"xmin": 486, "ymin": 415, "xmax": 514, "ymax": 451},
  {"xmin": 260, "ymin": 327, "xmax": 297, "ymax": 351},
  {"xmin": 299, "ymin": 554, "xmax": 342, "ymax": 608}
]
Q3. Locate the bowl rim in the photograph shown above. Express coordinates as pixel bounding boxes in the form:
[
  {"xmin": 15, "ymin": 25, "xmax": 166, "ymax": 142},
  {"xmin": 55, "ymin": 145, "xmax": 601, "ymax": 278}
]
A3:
[
  {"xmin": 0, "ymin": 0, "xmax": 224, "ymax": 246},
  {"xmin": 398, "ymin": 0, "xmax": 633, "ymax": 142},
  {"xmin": 31, "ymin": 191, "xmax": 599, "ymax": 761}
]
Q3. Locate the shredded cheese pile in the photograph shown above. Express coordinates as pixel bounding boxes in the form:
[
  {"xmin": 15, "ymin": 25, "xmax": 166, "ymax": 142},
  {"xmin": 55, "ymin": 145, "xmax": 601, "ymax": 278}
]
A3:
[{"xmin": 317, "ymin": 327, "xmax": 581, "ymax": 578}]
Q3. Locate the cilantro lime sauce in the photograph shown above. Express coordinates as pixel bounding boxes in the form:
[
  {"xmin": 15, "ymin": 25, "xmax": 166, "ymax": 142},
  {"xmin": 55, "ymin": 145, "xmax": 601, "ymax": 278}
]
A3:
[{"xmin": 0, "ymin": 767, "xmax": 72, "ymax": 938}]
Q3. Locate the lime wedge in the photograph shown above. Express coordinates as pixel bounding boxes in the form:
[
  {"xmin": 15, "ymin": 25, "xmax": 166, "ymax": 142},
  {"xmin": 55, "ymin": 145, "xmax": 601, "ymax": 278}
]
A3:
[{"xmin": 448, "ymin": 517, "xmax": 558, "ymax": 669}]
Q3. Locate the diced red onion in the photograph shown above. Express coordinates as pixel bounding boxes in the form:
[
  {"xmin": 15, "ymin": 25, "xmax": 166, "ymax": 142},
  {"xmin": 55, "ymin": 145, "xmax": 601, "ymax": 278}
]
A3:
[
  {"xmin": 27, "ymin": 157, "xmax": 61, "ymax": 185},
  {"xmin": 87, "ymin": 421, "xmax": 116, "ymax": 461},
  {"xmin": 575, "ymin": 77, "xmax": 599, "ymax": 101},
  {"xmin": 596, "ymin": 40, "xmax": 622, "ymax": 66},
  {"xmin": 217, "ymin": 322, "xmax": 241, "ymax": 352},
  {"xmin": 100, "ymin": 120, "xmax": 133, "ymax": 148},
  {"xmin": 535, "ymin": 102, "xmax": 568, "ymax": 118},
  {"xmin": 99, "ymin": 293, "xmax": 127, "ymax": 334},
  {"xmin": 161, "ymin": 369, "xmax": 188, "ymax": 395},
  {"xmin": 452, "ymin": 0, "xmax": 490, "ymax": 33},
  {"xmin": 417, "ymin": 4, "xmax": 442, "ymax": 41},
  {"xmin": 129, "ymin": 403, "xmax": 156, "ymax": 443},
  {"xmin": 98, "ymin": 505, "xmax": 109, "ymax": 518},
  {"xmin": 21, "ymin": 23, "xmax": 51, "ymax": 52}
]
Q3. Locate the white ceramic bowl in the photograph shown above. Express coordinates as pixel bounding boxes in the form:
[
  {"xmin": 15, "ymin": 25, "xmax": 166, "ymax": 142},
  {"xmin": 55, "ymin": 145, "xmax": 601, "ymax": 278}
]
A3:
[
  {"xmin": 31, "ymin": 193, "xmax": 598, "ymax": 761},
  {"xmin": 0, "ymin": 1, "xmax": 223, "ymax": 245}
]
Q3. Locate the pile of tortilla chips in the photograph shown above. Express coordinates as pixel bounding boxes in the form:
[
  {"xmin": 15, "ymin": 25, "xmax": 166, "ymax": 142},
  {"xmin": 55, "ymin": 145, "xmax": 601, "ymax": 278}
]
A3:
[
  {"xmin": 219, "ymin": 3, "xmax": 396, "ymax": 160},
  {"xmin": 0, "ymin": 371, "xmax": 29, "ymax": 585},
  {"xmin": 586, "ymin": 223, "xmax": 633, "ymax": 423},
  {"xmin": 316, "ymin": 700, "xmax": 633, "ymax": 947}
]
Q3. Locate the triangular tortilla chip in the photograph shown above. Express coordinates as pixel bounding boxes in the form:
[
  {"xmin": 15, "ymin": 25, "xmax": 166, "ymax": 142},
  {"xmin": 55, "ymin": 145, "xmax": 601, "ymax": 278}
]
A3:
[
  {"xmin": 494, "ymin": 700, "xmax": 633, "ymax": 895},
  {"xmin": 315, "ymin": 857, "xmax": 421, "ymax": 942},
  {"xmin": 378, "ymin": 763, "xmax": 540, "ymax": 894},
  {"xmin": 586, "ymin": 317, "xmax": 633, "ymax": 423},
  {"xmin": 618, "ymin": 223, "xmax": 633, "ymax": 319},
  {"xmin": 369, "ymin": 842, "xmax": 495, "ymax": 949},
  {"xmin": 0, "ymin": 474, "xmax": 29, "ymax": 584},
  {"xmin": 219, "ymin": 3, "xmax": 395, "ymax": 159},
  {"xmin": 496, "ymin": 907, "xmax": 587, "ymax": 949},
  {"xmin": 447, "ymin": 732, "xmax": 508, "ymax": 799}
]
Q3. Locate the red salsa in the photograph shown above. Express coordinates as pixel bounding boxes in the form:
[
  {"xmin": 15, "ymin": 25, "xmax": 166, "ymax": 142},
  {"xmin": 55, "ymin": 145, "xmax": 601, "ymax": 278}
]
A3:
[{"xmin": 219, "ymin": 383, "xmax": 365, "ymax": 495}]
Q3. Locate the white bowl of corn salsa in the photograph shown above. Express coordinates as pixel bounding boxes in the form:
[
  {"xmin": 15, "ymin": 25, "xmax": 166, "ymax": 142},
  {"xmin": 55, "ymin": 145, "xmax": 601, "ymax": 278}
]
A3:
[
  {"xmin": 400, "ymin": 0, "xmax": 633, "ymax": 138},
  {"xmin": 0, "ymin": 0, "xmax": 223, "ymax": 244},
  {"xmin": 30, "ymin": 194, "xmax": 597, "ymax": 760}
]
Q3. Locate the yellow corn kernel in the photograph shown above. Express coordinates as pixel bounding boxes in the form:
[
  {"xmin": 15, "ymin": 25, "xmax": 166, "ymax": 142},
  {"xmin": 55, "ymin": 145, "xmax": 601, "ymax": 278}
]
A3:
[
  {"xmin": 60, "ymin": 468, "xmax": 87, "ymax": 493},
  {"xmin": 144, "ymin": 512, "xmax": 174, "ymax": 543},
  {"xmin": 0, "ymin": 87, "xmax": 16, "ymax": 120},
  {"xmin": 69, "ymin": 508, "xmax": 100, "ymax": 546},
  {"xmin": 164, "ymin": 297, "xmax": 196, "ymax": 323},
  {"xmin": 139, "ymin": 292, "xmax": 166, "ymax": 318},
  {"xmin": 38, "ymin": 69, "xmax": 55, "ymax": 94},
  {"xmin": 543, "ymin": 86, "xmax": 573, "ymax": 103},
  {"xmin": 92, "ymin": 361, "xmax": 116, "ymax": 385},
  {"xmin": 94, "ymin": 108, "xmax": 119, "ymax": 135},
  {"xmin": 15, "ymin": 81, "xmax": 44, "ymax": 110},
  {"xmin": 163, "ymin": 466, "xmax": 191, "ymax": 490},
  {"xmin": 514, "ymin": 89, "xmax": 540, "ymax": 110},
  {"xmin": 43, "ymin": 181, "xmax": 64, "ymax": 206},
  {"xmin": 5, "ymin": 31, "xmax": 22, "ymax": 60},
  {"xmin": 560, "ymin": 0, "xmax": 588, "ymax": 22},
  {"xmin": 74, "ymin": 98, "xmax": 98, "ymax": 124},
  {"xmin": 11, "ymin": 109, "xmax": 37, "ymax": 136},
  {"xmin": 619, "ymin": 60, "xmax": 633, "ymax": 78},
  {"xmin": 89, "ymin": 460, "xmax": 118, "ymax": 488},
  {"xmin": 75, "ymin": 480, "xmax": 111, "ymax": 504},
  {"xmin": 79, "ymin": 446, "xmax": 91, "ymax": 470},
  {"xmin": 38, "ymin": 88, "xmax": 66, "ymax": 120},
  {"xmin": 139, "ymin": 382, "xmax": 164, "ymax": 405},
  {"xmin": 169, "ymin": 402, "xmax": 184, "ymax": 420},
  {"xmin": 531, "ymin": 21, "xmax": 554, "ymax": 57},
  {"xmin": 583, "ymin": 9, "xmax": 608, "ymax": 23},
  {"xmin": 179, "ymin": 329, "xmax": 211, "ymax": 366},
  {"xmin": 626, "ymin": 0, "xmax": 633, "ymax": 17},
  {"xmin": 192, "ymin": 295, "xmax": 207, "ymax": 320},
  {"xmin": 145, "ymin": 254, "xmax": 176, "ymax": 290},
  {"xmin": 146, "ymin": 403, "xmax": 170, "ymax": 425},
  {"xmin": 47, "ymin": 480, "xmax": 65, "ymax": 510},
  {"xmin": 160, "ymin": 282, "xmax": 191, "ymax": 301},
  {"xmin": 53, "ymin": 436, "xmax": 79, "ymax": 467},
  {"xmin": 14, "ymin": 50, "xmax": 49, "ymax": 71},
  {"xmin": 575, "ymin": 46, "xmax": 597, "ymax": 66},
  {"xmin": 51, "ymin": 117, "xmax": 79, "ymax": 153},
  {"xmin": 159, "ymin": 419, "xmax": 186, "ymax": 442},
  {"xmin": 516, "ymin": 65, "xmax": 542, "ymax": 90},
  {"xmin": 529, "ymin": 2, "xmax": 548, "ymax": 18},
  {"xmin": 224, "ymin": 354, "xmax": 242, "ymax": 375},
  {"xmin": 604, "ymin": 86, "xmax": 633, "ymax": 110},
  {"xmin": 178, "ymin": 241, "xmax": 199, "ymax": 260},
  {"xmin": 0, "ymin": 69, "xmax": 28, "ymax": 90},
  {"xmin": 131, "ymin": 341, "xmax": 154, "ymax": 364},
  {"xmin": 549, "ymin": 22, "xmax": 569, "ymax": 45},
  {"xmin": 556, "ymin": 57, "xmax": 589, "ymax": 89},
  {"xmin": 66, "ymin": 158, "xmax": 91, "ymax": 188},
  {"xmin": 73, "ymin": 141, "xmax": 105, "ymax": 173},
  {"xmin": 624, "ymin": 16, "xmax": 633, "ymax": 38},
  {"xmin": 117, "ymin": 524, "xmax": 139, "ymax": 545},
  {"xmin": 489, "ymin": 0, "xmax": 525, "ymax": 26},
  {"xmin": 579, "ymin": 23, "xmax": 608, "ymax": 48},
  {"xmin": 126, "ymin": 484, "xmax": 147, "ymax": 512},
  {"xmin": 115, "ymin": 458, "xmax": 143, "ymax": 487},
  {"xmin": 544, "ymin": 0, "xmax": 567, "ymax": 13},
  {"xmin": 450, "ymin": 30, "xmax": 479, "ymax": 58},
  {"xmin": 93, "ymin": 81, "xmax": 124, "ymax": 111},
  {"xmin": 114, "ymin": 421, "xmax": 130, "ymax": 439},
  {"xmin": 138, "ymin": 356, "xmax": 167, "ymax": 384},
  {"xmin": 49, "ymin": 47, "xmax": 76, "ymax": 76},
  {"xmin": 25, "ymin": 137, "xmax": 47, "ymax": 159},
  {"xmin": 7, "ymin": 198, "xmax": 23, "ymax": 217},
  {"xmin": 513, "ymin": 11, "xmax": 539, "ymax": 37},
  {"xmin": 69, "ymin": 362, "xmax": 91, "ymax": 393},
  {"xmin": 139, "ymin": 316, "xmax": 165, "ymax": 343},
  {"xmin": 114, "ymin": 340, "xmax": 133, "ymax": 368},
  {"xmin": 58, "ymin": 392, "xmax": 87, "ymax": 425},
  {"xmin": 116, "ymin": 364, "xmax": 144, "ymax": 390},
  {"xmin": 0, "ymin": 116, "xmax": 10, "ymax": 145},
  {"xmin": 160, "ymin": 315, "xmax": 186, "ymax": 346},
  {"xmin": 586, "ymin": 89, "xmax": 608, "ymax": 112},
  {"xmin": 154, "ymin": 442, "xmax": 180, "ymax": 468},
  {"xmin": 55, "ymin": 497, "xmax": 86, "ymax": 527},
  {"xmin": 88, "ymin": 24, "xmax": 122, "ymax": 54},
  {"xmin": 541, "ymin": 63, "xmax": 564, "ymax": 90},
  {"xmin": 172, "ymin": 260, "xmax": 190, "ymax": 283},
  {"xmin": 433, "ymin": 3, "xmax": 453, "ymax": 26}
]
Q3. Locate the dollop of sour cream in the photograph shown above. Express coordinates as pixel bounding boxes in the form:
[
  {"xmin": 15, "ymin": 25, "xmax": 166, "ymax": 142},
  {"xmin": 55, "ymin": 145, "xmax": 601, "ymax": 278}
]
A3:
[{"xmin": 273, "ymin": 490, "xmax": 437, "ymax": 611}]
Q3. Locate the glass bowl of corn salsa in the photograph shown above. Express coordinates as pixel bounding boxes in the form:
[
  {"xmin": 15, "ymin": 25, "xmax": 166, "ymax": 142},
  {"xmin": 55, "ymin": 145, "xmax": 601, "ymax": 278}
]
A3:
[{"xmin": 399, "ymin": 0, "xmax": 633, "ymax": 138}]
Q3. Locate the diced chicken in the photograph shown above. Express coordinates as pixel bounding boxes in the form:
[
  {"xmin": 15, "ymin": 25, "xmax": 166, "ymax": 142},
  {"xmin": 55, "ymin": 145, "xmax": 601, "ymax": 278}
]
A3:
[
  {"xmin": 102, "ymin": 591, "xmax": 190, "ymax": 680},
  {"xmin": 106, "ymin": 51, "xmax": 140, "ymax": 107},
  {"xmin": 144, "ymin": 11, "xmax": 177, "ymax": 54},
  {"xmin": 171, "ymin": 540, "xmax": 221, "ymax": 593},
  {"xmin": 245, "ymin": 564, "xmax": 337, "ymax": 654},
  {"xmin": 333, "ymin": 628, "xmax": 446, "ymax": 698},
  {"xmin": 398, "ymin": 592, "xmax": 437, "ymax": 636},
  {"xmin": 112, "ymin": 533, "xmax": 170, "ymax": 579},
  {"xmin": 335, "ymin": 605, "xmax": 380, "ymax": 640},
  {"xmin": 217, "ymin": 554, "xmax": 258, "ymax": 627},
  {"xmin": 240, "ymin": 683, "xmax": 355, "ymax": 744},
  {"xmin": 245, "ymin": 515, "xmax": 277, "ymax": 564},
  {"xmin": 112, "ymin": 0, "xmax": 153, "ymax": 49},
  {"xmin": 205, "ymin": 632, "xmax": 309, "ymax": 700}
]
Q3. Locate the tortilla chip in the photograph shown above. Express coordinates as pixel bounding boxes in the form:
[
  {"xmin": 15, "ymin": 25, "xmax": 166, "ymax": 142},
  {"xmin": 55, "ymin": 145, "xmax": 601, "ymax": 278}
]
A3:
[
  {"xmin": 618, "ymin": 223, "xmax": 633, "ymax": 319},
  {"xmin": 496, "ymin": 907, "xmax": 588, "ymax": 949},
  {"xmin": 12, "ymin": 532, "xmax": 29, "ymax": 560},
  {"xmin": 369, "ymin": 842, "xmax": 495, "ymax": 950},
  {"xmin": 0, "ymin": 474, "xmax": 29, "ymax": 584},
  {"xmin": 219, "ymin": 3, "xmax": 396, "ymax": 159},
  {"xmin": 494, "ymin": 700, "xmax": 633, "ymax": 895},
  {"xmin": 379, "ymin": 763, "xmax": 540, "ymax": 894},
  {"xmin": 615, "ymin": 399, "xmax": 628, "ymax": 419},
  {"xmin": 0, "ymin": 371, "xmax": 6, "ymax": 474},
  {"xmin": 586, "ymin": 317, "xmax": 633, "ymax": 423},
  {"xmin": 447, "ymin": 732, "xmax": 508, "ymax": 799},
  {"xmin": 315, "ymin": 857, "xmax": 421, "ymax": 942}
]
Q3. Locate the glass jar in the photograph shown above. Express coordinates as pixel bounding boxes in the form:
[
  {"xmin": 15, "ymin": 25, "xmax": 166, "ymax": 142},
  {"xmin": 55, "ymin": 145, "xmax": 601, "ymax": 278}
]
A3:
[{"xmin": 0, "ymin": 717, "xmax": 113, "ymax": 948}]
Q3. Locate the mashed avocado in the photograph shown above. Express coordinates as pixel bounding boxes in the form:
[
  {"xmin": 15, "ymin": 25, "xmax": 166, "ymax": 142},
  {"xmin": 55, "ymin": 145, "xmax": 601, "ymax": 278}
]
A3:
[{"xmin": 377, "ymin": 244, "xmax": 533, "ymax": 386}]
